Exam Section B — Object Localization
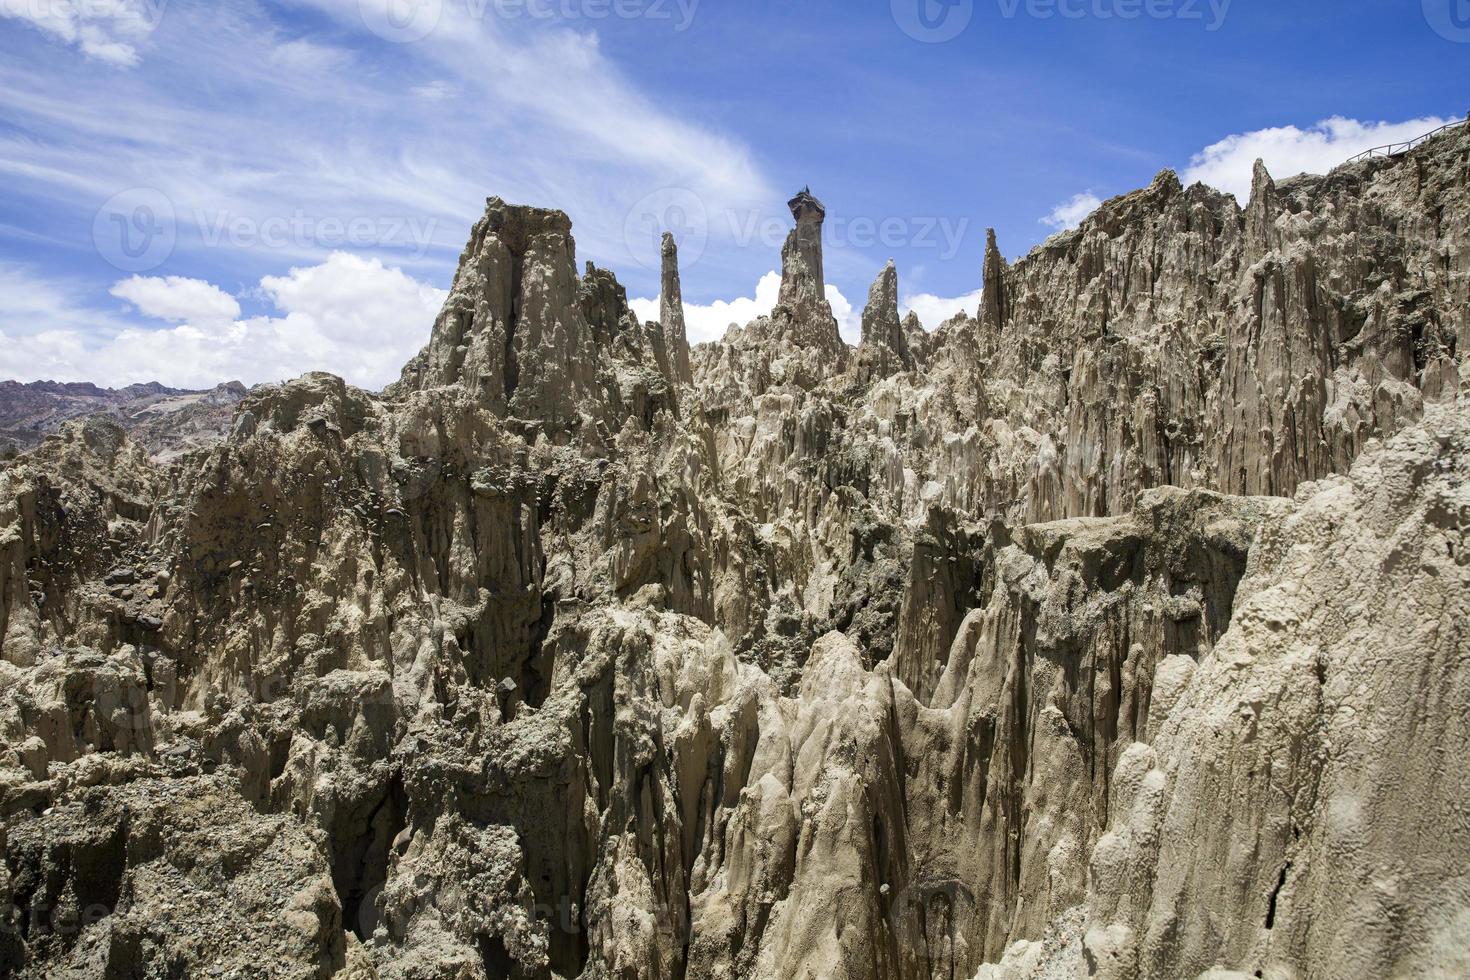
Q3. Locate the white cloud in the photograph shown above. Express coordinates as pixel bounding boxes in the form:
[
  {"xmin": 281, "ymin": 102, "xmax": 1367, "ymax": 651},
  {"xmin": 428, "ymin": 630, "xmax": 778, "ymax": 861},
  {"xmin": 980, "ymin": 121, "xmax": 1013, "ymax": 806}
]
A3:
[
  {"xmin": 0, "ymin": 0, "xmax": 777, "ymax": 387},
  {"xmin": 631, "ymin": 271, "xmax": 777, "ymax": 344},
  {"xmin": 255, "ymin": 252, "xmax": 447, "ymax": 386},
  {"xmin": 0, "ymin": 263, "xmax": 104, "ymax": 330},
  {"xmin": 1041, "ymin": 192, "xmax": 1102, "ymax": 232},
  {"xmin": 1182, "ymin": 115, "xmax": 1458, "ymax": 203},
  {"xmin": 110, "ymin": 275, "xmax": 240, "ymax": 325},
  {"xmin": 269, "ymin": 39, "xmax": 354, "ymax": 75},
  {"xmin": 900, "ymin": 288, "xmax": 983, "ymax": 332},
  {"xmin": 632, "ymin": 271, "xmax": 860, "ymax": 346},
  {"xmin": 826, "ymin": 284, "xmax": 858, "ymax": 346},
  {"xmin": 0, "ymin": 0, "xmax": 161, "ymax": 66},
  {"xmin": 0, "ymin": 1, "xmax": 772, "ymax": 284},
  {"xmin": 411, "ymin": 81, "xmax": 459, "ymax": 102},
  {"xmin": 0, "ymin": 255, "xmax": 445, "ymax": 390},
  {"xmin": 0, "ymin": 326, "xmax": 95, "ymax": 382}
]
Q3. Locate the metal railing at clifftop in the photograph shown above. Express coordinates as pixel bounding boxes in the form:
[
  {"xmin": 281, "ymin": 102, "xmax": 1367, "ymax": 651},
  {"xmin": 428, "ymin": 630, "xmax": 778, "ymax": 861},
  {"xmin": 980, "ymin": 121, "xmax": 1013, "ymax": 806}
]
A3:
[{"xmin": 1346, "ymin": 116, "xmax": 1469, "ymax": 164}]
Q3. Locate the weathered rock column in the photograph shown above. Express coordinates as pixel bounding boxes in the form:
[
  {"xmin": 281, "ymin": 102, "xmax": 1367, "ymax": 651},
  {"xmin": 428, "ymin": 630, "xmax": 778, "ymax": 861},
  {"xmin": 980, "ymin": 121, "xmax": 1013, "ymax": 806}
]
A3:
[
  {"xmin": 775, "ymin": 187, "xmax": 846, "ymax": 358},
  {"xmin": 853, "ymin": 260, "xmax": 914, "ymax": 383},
  {"xmin": 980, "ymin": 227, "xmax": 1007, "ymax": 340},
  {"xmin": 660, "ymin": 231, "xmax": 693, "ymax": 385},
  {"xmin": 788, "ymin": 186, "xmax": 826, "ymax": 289}
]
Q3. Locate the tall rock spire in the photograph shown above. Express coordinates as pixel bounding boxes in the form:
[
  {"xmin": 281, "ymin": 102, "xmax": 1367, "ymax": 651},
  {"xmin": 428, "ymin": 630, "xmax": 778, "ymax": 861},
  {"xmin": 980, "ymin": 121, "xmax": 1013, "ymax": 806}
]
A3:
[
  {"xmin": 853, "ymin": 260, "xmax": 914, "ymax": 383},
  {"xmin": 778, "ymin": 188, "xmax": 829, "ymax": 316},
  {"xmin": 787, "ymin": 187, "xmax": 826, "ymax": 289},
  {"xmin": 660, "ymin": 232, "xmax": 693, "ymax": 384},
  {"xmin": 774, "ymin": 187, "xmax": 845, "ymax": 358},
  {"xmin": 1245, "ymin": 158, "xmax": 1279, "ymax": 256},
  {"xmin": 980, "ymin": 227, "xmax": 1008, "ymax": 336},
  {"xmin": 399, "ymin": 197, "xmax": 599, "ymax": 433}
]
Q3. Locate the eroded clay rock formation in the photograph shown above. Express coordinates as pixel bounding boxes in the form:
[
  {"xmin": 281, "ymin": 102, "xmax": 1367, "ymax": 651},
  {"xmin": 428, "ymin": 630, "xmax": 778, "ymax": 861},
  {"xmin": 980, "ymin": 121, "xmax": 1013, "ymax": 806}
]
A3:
[
  {"xmin": 660, "ymin": 232, "xmax": 694, "ymax": 386},
  {"xmin": 853, "ymin": 261, "xmax": 915, "ymax": 384},
  {"xmin": 0, "ymin": 123, "xmax": 1466, "ymax": 980}
]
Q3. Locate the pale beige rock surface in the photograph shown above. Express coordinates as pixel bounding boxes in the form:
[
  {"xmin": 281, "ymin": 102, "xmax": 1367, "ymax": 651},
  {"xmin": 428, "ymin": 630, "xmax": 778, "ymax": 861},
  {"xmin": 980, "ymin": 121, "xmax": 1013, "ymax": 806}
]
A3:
[{"xmin": 0, "ymin": 125, "xmax": 1466, "ymax": 979}]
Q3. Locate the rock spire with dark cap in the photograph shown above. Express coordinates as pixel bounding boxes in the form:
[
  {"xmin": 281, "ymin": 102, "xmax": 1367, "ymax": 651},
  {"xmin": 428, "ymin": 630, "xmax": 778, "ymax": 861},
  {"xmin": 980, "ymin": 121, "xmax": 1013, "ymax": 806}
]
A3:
[
  {"xmin": 786, "ymin": 186, "xmax": 826, "ymax": 289},
  {"xmin": 774, "ymin": 187, "xmax": 845, "ymax": 357}
]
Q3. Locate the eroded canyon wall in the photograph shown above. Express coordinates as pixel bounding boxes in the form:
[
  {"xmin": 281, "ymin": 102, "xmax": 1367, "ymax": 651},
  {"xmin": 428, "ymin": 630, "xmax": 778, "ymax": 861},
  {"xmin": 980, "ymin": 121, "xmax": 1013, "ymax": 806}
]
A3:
[{"xmin": 0, "ymin": 124, "xmax": 1466, "ymax": 980}]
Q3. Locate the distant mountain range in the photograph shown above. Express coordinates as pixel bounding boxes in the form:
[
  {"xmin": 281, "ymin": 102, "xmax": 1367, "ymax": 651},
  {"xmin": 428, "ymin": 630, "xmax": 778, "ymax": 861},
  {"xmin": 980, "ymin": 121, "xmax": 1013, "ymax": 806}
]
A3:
[{"xmin": 0, "ymin": 379, "xmax": 247, "ymax": 460}]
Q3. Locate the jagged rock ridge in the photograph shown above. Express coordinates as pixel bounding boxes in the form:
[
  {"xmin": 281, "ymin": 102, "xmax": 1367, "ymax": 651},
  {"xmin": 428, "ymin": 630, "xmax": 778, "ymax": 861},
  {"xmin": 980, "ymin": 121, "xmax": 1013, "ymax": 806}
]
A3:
[
  {"xmin": 0, "ymin": 380, "xmax": 248, "ymax": 460},
  {"xmin": 0, "ymin": 124, "xmax": 1466, "ymax": 980}
]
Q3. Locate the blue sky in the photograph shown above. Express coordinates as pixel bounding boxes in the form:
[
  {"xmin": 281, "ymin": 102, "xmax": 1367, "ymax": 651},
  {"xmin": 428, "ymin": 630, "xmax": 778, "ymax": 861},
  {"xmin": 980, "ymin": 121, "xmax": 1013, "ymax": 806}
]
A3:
[{"xmin": 0, "ymin": 0, "xmax": 1465, "ymax": 388}]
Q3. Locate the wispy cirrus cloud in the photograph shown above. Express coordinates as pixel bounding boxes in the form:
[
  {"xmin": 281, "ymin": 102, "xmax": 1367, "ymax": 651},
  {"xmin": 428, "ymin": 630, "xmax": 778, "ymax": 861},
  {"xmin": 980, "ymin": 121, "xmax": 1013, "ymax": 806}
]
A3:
[
  {"xmin": 1, "ymin": 1, "xmax": 769, "ymax": 270},
  {"xmin": 0, "ymin": 0, "xmax": 773, "ymax": 385},
  {"xmin": 0, "ymin": 0, "xmax": 165, "ymax": 66}
]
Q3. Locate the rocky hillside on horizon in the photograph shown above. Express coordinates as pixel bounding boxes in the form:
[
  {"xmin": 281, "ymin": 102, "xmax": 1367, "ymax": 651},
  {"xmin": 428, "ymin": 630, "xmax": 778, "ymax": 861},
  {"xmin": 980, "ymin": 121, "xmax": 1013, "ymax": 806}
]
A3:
[
  {"xmin": 0, "ymin": 123, "xmax": 1466, "ymax": 980},
  {"xmin": 0, "ymin": 379, "xmax": 249, "ymax": 461}
]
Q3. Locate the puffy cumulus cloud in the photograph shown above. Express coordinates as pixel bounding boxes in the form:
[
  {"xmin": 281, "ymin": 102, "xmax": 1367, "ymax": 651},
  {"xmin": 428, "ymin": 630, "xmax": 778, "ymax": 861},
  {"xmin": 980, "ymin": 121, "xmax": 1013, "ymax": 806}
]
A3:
[
  {"xmin": 826, "ymin": 284, "xmax": 859, "ymax": 346},
  {"xmin": 632, "ymin": 271, "xmax": 860, "ymax": 346},
  {"xmin": 110, "ymin": 275, "xmax": 240, "ymax": 325},
  {"xmin": 0, "ymin": 254, "xmax": 445, "ymax": 391},
  {"xmin": 900, "ymin": 288, "xmax": 984, "ymax": 332},
  {"xmin": 255, "ymin": 252, "xmax": 447, "ymax": 386},
  {"xmin": 631, "ymin": 272, "xmax": 778, "ymax": 344},
  {"xmin": 0, "ymin": 0, "xmax": 162, "ymax": 67},
  {"xmin": 1182, "ymin": 115, "xmax": 1458, "ymax": 203},
  {"xmin": 1041, "ymin": 192, "xmax": 1102, "ymax": 232},
  {"xmin": 0, "ymin": 325, "xmax": 93, "ymax": 382}
]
